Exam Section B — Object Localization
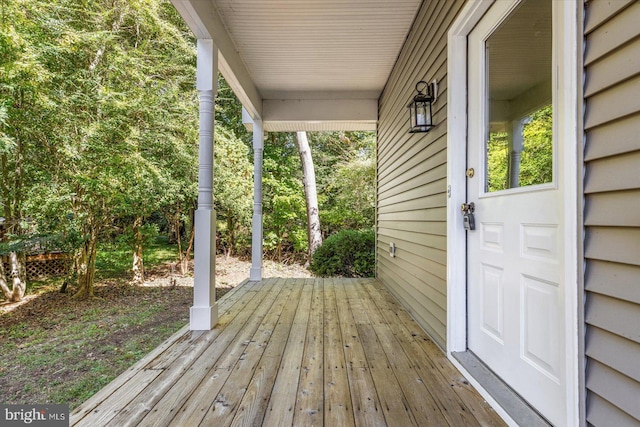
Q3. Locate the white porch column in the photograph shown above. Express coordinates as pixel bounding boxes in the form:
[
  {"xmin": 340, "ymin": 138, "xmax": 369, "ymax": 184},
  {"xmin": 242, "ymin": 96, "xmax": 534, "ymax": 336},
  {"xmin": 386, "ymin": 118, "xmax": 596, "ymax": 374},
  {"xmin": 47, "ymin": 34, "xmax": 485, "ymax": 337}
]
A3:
[
  {"xmin": 508, "ymin": 119, "xmax": 525, "ymax": 189},
  {"xmin": 191, "ymin": 39, "xmax": 218, "ymax": 330},
  {"xmin": 250, "ymin": 118, "xmax": 264, "ymax": 281}
]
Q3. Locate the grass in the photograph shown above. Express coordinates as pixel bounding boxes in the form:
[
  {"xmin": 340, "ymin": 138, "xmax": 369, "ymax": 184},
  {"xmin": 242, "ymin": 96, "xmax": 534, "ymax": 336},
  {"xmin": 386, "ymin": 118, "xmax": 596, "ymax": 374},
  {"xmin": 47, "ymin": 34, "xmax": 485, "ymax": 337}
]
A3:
[
  {"xmin": 0, "ymin": 283, "xmax": 191, "ymax": 408},
  {"xmin": 95, "ymin": 235, "xmax": 179, "ymax": 279},
  {"xmin": 0, "ymin": 237, "xmax": 306, "ymax": 410},
  {"xmin": 0, "ymin": 237, "xmax": 192, "ymax": 409}
]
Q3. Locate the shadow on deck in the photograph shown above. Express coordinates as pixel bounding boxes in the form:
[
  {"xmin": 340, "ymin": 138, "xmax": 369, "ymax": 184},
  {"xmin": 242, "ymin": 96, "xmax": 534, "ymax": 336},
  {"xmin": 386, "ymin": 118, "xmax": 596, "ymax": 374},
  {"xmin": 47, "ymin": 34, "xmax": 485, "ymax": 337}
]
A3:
[{"xmin": 71, "ymin": 278, "xmax": 504, "ymax": 426}]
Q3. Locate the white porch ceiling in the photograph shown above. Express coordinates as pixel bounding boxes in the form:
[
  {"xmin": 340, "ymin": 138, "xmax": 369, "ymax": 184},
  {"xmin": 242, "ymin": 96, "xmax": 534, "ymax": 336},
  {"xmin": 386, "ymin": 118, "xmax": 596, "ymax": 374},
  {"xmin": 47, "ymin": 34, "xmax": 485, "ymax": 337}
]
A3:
[{"xmin": 171, "ymin": 0, "xmax": 423, "ymax": 131}]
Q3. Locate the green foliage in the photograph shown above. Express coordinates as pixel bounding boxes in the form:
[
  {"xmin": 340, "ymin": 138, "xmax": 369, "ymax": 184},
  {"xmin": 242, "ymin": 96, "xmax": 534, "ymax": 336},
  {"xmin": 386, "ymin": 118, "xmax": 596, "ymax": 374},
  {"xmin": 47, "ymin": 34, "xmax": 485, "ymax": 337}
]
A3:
[
  {"xmin": 0, "ymin": 0, "xmax": 204, "ymax": 293},
  {"xmin": 213, "ymin": 126, "xmax": 253, "ymax": 255},
  {"xmin": 520, "ymin": 105, "xmax": 553, "ymax": 186},
  {"xmin": 321, "ymin": 156, "xmax": 376, "ymax": 233},
  {"xmin": 262, "ymin": 133, "xmax": 308, "ymax": 257},
  {"xmin": 309, "ymin": 229, "xmax": 375, "ymax": 278},
  {"xmin": 486, "ymin": 132, "xmax": 509, "ymax": 192},
  {"xmin": 119, "ymin": 223, "xmax": 159, "ymax": 252}
]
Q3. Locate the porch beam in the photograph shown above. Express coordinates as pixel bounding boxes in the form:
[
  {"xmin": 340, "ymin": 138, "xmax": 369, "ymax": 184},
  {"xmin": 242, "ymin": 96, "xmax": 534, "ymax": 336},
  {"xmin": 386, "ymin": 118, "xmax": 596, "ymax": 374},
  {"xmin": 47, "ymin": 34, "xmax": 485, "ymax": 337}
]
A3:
[
  {"xmin": 263, "ymin": 99, "xmax": 378, "ymax": 124},
  {"xmin": 191, "ymin": 39, "xmax": 218, "ymax": 331},
  {"xmin": 250, "ymin": 113, "xmax": 264, "ymax": 282},
  {"xmin": 170, "ymin": 0, "xmax": 263, "ymax": 120}
]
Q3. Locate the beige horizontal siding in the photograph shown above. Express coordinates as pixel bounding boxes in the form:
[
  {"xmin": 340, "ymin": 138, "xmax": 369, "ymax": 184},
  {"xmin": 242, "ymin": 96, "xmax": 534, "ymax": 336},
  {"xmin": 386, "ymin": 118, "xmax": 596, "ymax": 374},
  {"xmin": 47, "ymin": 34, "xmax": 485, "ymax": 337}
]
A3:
[
  {"xmin": 376, "ymin": 0, "xmax": 465, "ymax": 350},
  {"xmin": 584, "ymin": 36, "xmax": 640, "ymax": 97},
  {"xmin": 378, "ymin": 137, "xmax": 447, "ymax": 188},
  {"xmin": 378, "ymin": 163, "xmax": 447, "ymax": 197},
  {"xmin": 378, "ymin": 220, "xmax": 447, "ymax": 237},
  {"xmin": 584, "ymin": 150, "xmax": 640, "ymax": 194},
  {"xmin": 587, "ymin": 393, "xmax": 640, "ymax": 427},
  {"xmin": 584, "ymin": 0, "xmax": 635, "ymax": 33},
  {"xmin": 586, "ymin": 360, "xmax": 640, "ymax": 421},
  {"xmin": 584, "ymin": 0, "xmax": 640, "ymax": 66},
  {"xmin": 584, "ymin": 113, "xmax": 640, "ymax": 161},
  {"xmin": 377, "ymin": 207, "xmax": 446, "ymax": 223},
  {"xmin": 584, "ymin": 0, "xmax": 640, "ymax": 424},
  {"xmin": 585, "ymin": 293, "xmax": 640, "ymax": 344},
  {"xmin": 584, "ymin": 190, "xmax": 640, "ymax": 227},
  {"xmin": 584, "ymin": 74, "xmax": 640, "ymax": 129},
  {"xmin": 585, "ymin": 227, "xmax": 640, "ymax": 267},
  {"xmin": 586, "ymin": 326, "xmax": 640, "ymax": 382},
  {"xmin": 585, "ymin": 260, "xmax": 640, "ymax": 304}
]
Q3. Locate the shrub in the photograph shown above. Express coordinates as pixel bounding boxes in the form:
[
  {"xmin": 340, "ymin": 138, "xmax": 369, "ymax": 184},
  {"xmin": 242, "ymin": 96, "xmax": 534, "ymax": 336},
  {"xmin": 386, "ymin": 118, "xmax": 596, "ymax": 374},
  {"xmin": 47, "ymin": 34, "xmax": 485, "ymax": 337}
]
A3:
[{"xmin": 310, "ymin": 229, "xmax": 375, "ymax": 278}]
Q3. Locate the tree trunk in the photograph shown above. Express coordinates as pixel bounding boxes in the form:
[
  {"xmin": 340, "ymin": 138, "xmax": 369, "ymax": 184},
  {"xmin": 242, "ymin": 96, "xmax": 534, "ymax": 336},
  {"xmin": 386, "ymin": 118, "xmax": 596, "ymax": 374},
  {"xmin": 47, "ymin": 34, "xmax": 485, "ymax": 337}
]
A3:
[
  {"xmin": 295, "ymin": 131, "xmax": 322, "ymax": 258},
  {"xmin": 131, "ymin": 216, "xmax": 144, "ymax": 284},
  {"xmin": 74, "ymin": 228, "xmax": 98, "ymax": 299},
  {"xmin": 9, "ymin": 252, "xmax": 26, "ymax": 301},
  {"xmin": 0, "ymin": 252, "xmax": 27, "ymax": 302},
  {"xmin": 0, "ymin": 257, "xmax": 13, "ymax": 301},
  {"xmin": 226, "ymin": 210, "xmax": 234, "ymax": 260},
  {"xmin": 1, "ymin": 131, "xmax": 26, "ymax": 302},
  {"xmin": 178, "ymin": 214, "xmax": 194, "ymax": 276},
  {"xmin": 60, "ymin": 259, "xmax": 76, "ymax": 294}
]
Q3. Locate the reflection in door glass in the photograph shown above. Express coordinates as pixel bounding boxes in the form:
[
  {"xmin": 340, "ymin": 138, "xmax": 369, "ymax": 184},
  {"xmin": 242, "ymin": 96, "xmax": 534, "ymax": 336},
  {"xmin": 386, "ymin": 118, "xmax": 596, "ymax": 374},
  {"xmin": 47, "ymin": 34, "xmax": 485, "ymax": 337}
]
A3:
[
  {"xmin": 485, "ymin": 0, "xmax": 553, "ymax": 193},
  {"xmin": 487, "ymin": 106, "xmax": 552, "ymax": 192}
]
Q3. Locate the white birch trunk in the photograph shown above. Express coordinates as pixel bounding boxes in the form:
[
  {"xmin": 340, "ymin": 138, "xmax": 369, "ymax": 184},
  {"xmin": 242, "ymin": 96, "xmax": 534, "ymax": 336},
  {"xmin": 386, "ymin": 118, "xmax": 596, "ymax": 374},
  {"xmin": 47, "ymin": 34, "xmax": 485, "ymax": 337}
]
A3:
[{"xmin": 295, "ymin": 131, "xmax": 322, "ymax": 257}]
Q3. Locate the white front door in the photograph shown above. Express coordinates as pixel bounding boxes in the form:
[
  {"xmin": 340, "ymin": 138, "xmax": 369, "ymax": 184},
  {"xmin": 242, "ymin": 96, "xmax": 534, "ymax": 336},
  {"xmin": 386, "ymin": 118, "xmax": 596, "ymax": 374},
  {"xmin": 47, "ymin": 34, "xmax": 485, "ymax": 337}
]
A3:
[{"xmin": 466, "ymin": 0, "xmax": 566, "ymax": 424}]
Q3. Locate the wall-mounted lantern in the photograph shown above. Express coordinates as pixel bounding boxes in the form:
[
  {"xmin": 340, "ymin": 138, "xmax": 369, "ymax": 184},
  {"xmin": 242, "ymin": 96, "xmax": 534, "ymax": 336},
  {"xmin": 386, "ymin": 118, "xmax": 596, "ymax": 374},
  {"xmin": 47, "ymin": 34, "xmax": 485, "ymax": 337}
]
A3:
[{"xmin": 408, "ymin": 80, "xmax": 438, "ymax": 133}]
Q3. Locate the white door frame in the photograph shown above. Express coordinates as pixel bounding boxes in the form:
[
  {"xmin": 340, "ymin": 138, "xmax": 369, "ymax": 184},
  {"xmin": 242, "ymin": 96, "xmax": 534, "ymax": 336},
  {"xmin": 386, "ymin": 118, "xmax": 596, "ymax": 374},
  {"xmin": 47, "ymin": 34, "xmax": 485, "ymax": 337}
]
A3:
[{"xmin": 445, "ymin": 1, "xmax": 580, "ymax": 425}]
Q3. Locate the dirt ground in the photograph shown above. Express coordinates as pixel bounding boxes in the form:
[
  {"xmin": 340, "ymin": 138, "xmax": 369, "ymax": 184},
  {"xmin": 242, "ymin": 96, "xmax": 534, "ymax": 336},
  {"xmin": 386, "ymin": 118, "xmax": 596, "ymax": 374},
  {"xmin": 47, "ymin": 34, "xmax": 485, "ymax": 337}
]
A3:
[
  {"xmin": 1, "ymin": 256, "xmax": 311, "ymax": 315},
  {"xmin": 0, "ymin": 256, "xmax": 310, "ymax": 408}
]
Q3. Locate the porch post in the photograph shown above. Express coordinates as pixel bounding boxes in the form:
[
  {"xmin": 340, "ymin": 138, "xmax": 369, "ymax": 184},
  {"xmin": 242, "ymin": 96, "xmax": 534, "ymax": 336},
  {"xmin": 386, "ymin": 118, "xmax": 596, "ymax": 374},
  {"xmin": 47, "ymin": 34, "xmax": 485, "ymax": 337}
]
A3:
[
  {"xmin": 191, "ymin": 39, "xmax": 218, "ymax": 330},
  {"xmin": 250, "ymin": 118, "xmax": 264, "ymax": 281},
  {"xmin": 508, "ymin": 119, "xmax": 525, "ymax": 188}
]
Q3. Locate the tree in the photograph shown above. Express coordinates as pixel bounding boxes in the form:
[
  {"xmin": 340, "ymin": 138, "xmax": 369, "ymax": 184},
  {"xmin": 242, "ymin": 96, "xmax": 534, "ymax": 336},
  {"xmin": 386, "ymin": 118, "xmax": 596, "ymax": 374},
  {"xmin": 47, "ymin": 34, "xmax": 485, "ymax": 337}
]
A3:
[
  {"xmin": 262, "ymin": 133, "xmax": 307, "ymax": 260},
  {"xmin": 0, "ymin": 0, "xmax": 60, "ymax": 301},
  {"xmin": 322, "ymin": 157, "xmax": 376, "ymax": 233},
  {"xmin": 295, "ymin": 131, "xmax": 322, "ymax": 259},
  {"xmin": 213, "ymin": 127, "xmax": 252, "ymax": 258},
  {"xmin": 0, "ymin": 0, "xmax": 202, "ymax": 298},
  {"xmin": 318, "ymin": 132, "xmax": 376, "ymax": 234}
]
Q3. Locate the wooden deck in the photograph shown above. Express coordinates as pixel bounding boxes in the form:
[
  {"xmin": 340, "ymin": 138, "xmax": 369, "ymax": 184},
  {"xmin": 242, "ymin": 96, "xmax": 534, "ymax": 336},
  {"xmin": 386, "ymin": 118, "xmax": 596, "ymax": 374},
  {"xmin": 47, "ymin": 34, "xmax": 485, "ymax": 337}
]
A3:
[{"xmin": 70, "ymin": 278, "xmax": 505, "ymax": 426}]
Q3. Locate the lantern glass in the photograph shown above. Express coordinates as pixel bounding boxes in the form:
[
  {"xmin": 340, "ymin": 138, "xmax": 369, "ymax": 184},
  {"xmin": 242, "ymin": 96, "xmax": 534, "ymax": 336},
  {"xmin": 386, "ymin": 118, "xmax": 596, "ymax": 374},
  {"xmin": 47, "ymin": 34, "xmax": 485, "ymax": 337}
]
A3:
[
  {"xmin": 416, "ymin": 100, "xmax": 430, "ymax": 127},
  {"xmin": 408, "ymin": 96, "xmax": 433, "ymax": 133}
]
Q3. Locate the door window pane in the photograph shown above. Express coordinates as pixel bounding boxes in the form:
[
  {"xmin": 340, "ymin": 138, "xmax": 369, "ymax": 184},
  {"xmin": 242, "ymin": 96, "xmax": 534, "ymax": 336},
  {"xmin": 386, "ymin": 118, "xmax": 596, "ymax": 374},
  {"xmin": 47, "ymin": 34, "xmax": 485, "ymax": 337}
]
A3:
[{"xmin": 485, "ymin": 0, "xmax": 552, "ymax": 193}]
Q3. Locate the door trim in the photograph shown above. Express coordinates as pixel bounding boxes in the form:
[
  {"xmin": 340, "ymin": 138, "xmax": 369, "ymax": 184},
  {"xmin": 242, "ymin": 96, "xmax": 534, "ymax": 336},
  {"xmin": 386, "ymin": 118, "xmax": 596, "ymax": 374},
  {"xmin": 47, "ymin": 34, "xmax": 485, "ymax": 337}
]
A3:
[{"xmin": 445, "ymin": 1, "xmax": 580, "ymax": 426}]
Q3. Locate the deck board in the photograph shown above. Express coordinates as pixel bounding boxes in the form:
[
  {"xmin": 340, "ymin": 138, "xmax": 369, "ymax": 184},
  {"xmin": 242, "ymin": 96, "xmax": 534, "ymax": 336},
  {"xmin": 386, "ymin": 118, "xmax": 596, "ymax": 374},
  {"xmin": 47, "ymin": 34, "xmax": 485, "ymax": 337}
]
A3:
[
  {"xmin": 323, "ymin": 278, "xmax": 356, "ymax": 426},
  {"xmin": 334, "ymin": 279, "xmax": 385, "ymax": 427},
  {"xmin": 293, "ymin": 278, "xmax": 324, "ymax": 426},
  {"xmin": 71, "ymin": 278, "xmax": 505, "ymax": 427}
]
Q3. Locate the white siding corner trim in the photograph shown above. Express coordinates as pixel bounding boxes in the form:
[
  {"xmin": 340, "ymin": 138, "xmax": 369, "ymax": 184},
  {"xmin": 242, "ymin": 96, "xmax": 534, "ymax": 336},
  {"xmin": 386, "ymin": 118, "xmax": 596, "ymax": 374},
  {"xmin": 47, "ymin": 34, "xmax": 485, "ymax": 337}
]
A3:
[{"xmin": 446, "ymin": 1, "xmax": 580, "ymax": 426}]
